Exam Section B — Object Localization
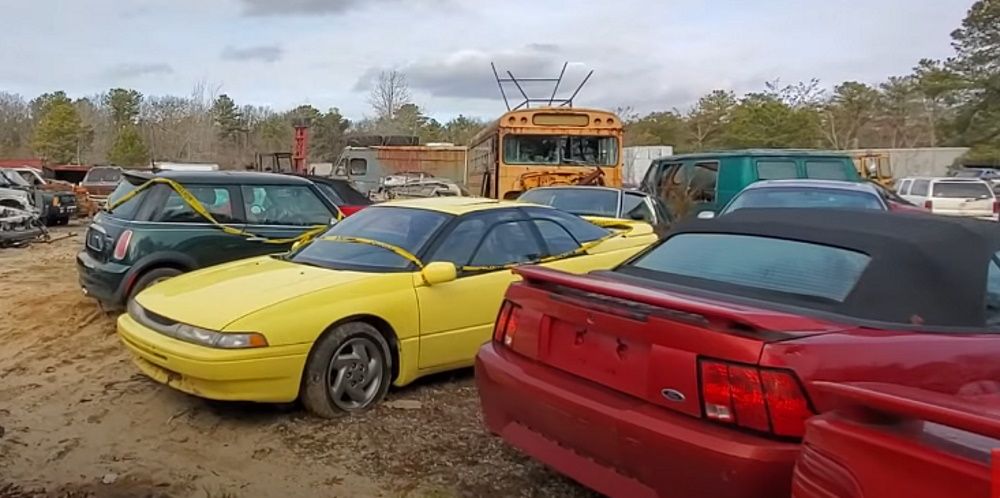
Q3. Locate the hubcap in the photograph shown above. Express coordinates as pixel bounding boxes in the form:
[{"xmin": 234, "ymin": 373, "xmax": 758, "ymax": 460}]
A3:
[{"xmin": 327, "ymin": 337, "xmax": 383, "ymax": 411}]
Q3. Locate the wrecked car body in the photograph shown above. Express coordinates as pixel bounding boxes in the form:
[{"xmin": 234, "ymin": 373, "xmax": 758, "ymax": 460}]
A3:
[
  {"xmin": 372, "ymin": 172, "xmax": 467, "ymax": 201},
  {"xmin": 0, "ymin": 170, "xmax": 48, "ymax": 247}
]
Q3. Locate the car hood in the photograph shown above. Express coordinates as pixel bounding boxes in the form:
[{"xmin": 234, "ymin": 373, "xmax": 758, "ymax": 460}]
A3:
[{"xmin": 135, "ymin": 256, "xmax": 378, "ymax": 331}]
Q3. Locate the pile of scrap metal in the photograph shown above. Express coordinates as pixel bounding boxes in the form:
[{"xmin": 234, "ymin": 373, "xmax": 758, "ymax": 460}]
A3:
[
  {"xmin": 371, "ymin": 172, "xmax": 467, "ymax": 201},
  {"xmin": 0, "ymin": 197, "xmax": 47, "ymax": 248}
]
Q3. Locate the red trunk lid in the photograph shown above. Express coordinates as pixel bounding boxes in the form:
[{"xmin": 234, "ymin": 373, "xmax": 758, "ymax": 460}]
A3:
[{"xmin": 503, "ymin": 266, "xmax": 845, "ymax": 419}]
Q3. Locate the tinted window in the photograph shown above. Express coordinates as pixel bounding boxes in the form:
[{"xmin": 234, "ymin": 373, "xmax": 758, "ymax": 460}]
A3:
[
  {"xmin": 987, "ymin": 256, "xmax": 1000, "ymax": 325},
  {"xmin": 470, "ymin": 221, "xmax": 543, "ymax": 267},
  {"xmin": 898, "ymin": 179, "xmax": 912, "ymax": 195},
  {"xmin": 689, "ymin": 162, "xmax": 719, "ymax": 202},
  {"xmin": 518, "ymin": 188, "xmax": 619, "ymax": 217},
  {"xmin": 932, "ymin": 182, "xmax": 993, "ymax": 199},
  {"xmin": 911, "ymin": 179, "xmax": 930, "ymax": 196},
  {"xmin": 723, "ymin": 188, "xmax": 884, "ymax": 213},
  {"xmin": 154, "ymin": 185, "xmax": 236, "ymax": 223},
  {"xmin": 805, "ymin": 161, "xmax": 851, "ymax": 180},
  {"xmin": 428, "ymin": 211, "xmax": 519, "ymax": 267},
  {"xmin": 349, "ymin": 158, "xmax": 368, "ymax": 176},
  {"xmin": 242, "ymin": 185, "xmax": 332, "ymax": 226},
  {"xmin": 534, "ymin": 219, "xmax": 580, "ymax": 256},
  {"xmin": 622, "ymin": 193, "xmax": 654, "ymax": 222},
  {"xmin": 84, "ymin": 168, "xmax": 121, "ymax": 183},
  {"xmin": 629, "ymin": 233, "xmax": 870, "ymax": 302},
  {"xmin": 106, "ymin": 178, "xmax": 147, "ymax": 220},
  {"xmin": 292, "ymin": 207, "xmax": 451, "ymax": 270},
  {"xmin": 756, "ymin": 161, "xmax": 798, "ymax": 180},
  {"xmin": 315, "ymin": 183, "xmax": 345, "ymax": 204},
  {"xmin": 328, "ymin": 181, "xmax": 371, "ymax": 205},
  {"xmin": 521, "ymin": 207, "xmax": 608, "ymax": 243}
]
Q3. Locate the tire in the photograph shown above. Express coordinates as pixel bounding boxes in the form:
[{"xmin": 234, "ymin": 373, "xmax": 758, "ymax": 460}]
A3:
[
  {"xmin": 301, "ymin": 322, "xmax": 392, "ymax": 418},
  {"xmin": 127, "ymin": 267, "xmax": 183, "ymax": 302}
]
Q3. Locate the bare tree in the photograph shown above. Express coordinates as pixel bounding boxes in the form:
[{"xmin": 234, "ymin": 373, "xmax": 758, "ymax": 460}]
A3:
[{"xmin": 367, "ymin": 70, "xmax": 412, "ymax": 121}]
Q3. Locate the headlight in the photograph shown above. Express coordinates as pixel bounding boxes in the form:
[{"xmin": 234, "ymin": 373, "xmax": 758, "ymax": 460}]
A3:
[{"xmin": 128, "ymin": 300, "xmax": 268, "ymax": 349}]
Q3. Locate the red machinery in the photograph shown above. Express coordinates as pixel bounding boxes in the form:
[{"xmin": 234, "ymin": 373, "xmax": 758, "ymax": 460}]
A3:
[{"xmin": 292, "ymin": 123, "xmax": 309, "ymax": 174}]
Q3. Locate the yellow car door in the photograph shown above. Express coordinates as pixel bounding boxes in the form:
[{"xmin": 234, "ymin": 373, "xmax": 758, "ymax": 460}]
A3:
[{"xmin": 415, "ymin": 209, "xmax": 543, "ymax": 370}]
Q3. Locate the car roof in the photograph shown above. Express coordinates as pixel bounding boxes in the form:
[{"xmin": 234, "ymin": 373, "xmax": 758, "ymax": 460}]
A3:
[
  {"xmin": 901, "ymin": 177, "xmax": 991, "ymax": 183},
  {"xmin": 742, "ymin": 179, "xmax": 877, "ymax": 193},
  {"xmin": 124, "ymin": 170, "xmax": 314, "ymax": 186},
  {"xmin": 670, "ymin": 208, "xmax": 1000, "ymax": 329},
  {"xmin": 377, "ymin": 196, "xmax": 540, "ymax": 215},
  {"xmin": 654, "ymin": 149, "xmax": 851, "ymax": 162}
]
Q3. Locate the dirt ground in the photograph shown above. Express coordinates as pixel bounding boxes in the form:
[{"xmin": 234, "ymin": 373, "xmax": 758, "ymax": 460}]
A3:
[{"xmin": 0, "ymin": 222, "xmax": 596, "ymax": 498}]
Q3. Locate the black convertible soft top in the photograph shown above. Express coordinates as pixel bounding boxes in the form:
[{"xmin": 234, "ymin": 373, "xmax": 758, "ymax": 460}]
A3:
[{"xmin": 625, "ymin": 208, "xmax": 1000, "ymax": 329}]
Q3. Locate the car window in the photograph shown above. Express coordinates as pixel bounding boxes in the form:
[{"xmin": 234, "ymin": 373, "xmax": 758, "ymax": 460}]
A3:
[
  {"xmin": 987, "ymin": 256, "xmax": 1000, "ymax": 325},
  {"xmin": 329, "ymin": 181, "xmax": 371, "ymax": 205},
  {"xmin": 520, "ymin": 206, "xmax": 609, "ymax": 243},
  {"xmin": 805, "ymin": 161, "xmax": 851, "ymax": 180},
  {"xmin": 534, "ymin": 219, "xmax": 580, "ymax": 256},
  {"xmin": 106, "ymin": 177, "xmax": 149, "ymax": 220},
  {"xmin": 315, "ymin": 182, "xmax": 345, "ymax": 205},
  {"xmin": 518, "ymin": 188, "xmax": 619, "ymax": 217},
  {"xmin": 154, "ymin": 185, "xmax": 237, "ymax": 223},
  {"xmin": 470, "ymin": 221, "xmax": 543, "ymax": 267},
  {"xmin": 292, "ymin": 207, "xmax": 451, "ymax": 270},
  {"xmin": 349, "ymin": 158, "xmax": 368, "ymax": 176},
  {"xmin": 756, "ymin": 161, "xmax": 798, "ymax": 180},
  {"xmin": 911, "ymin": 179, "xmax": 930, "ymax": 196},
  {"xmin": 242, "ymin": 185, "xmax": 332, "ymax": 226},
  {"xmin": 898, "ymin": 179, "xmax": 912, "ymax": 195},
  {"xmin": 689, "ymin": 162, "xmax": 719, "ymax": 202},
  {"xmin": 932, "ymin": 182, "xmax": 993, "ymax": 199},
  {"xmin": 723, "ymin": 188, "xmax": 884, "ymax": 213},
  {"xmin": 622, "ymin": 193, "xmax": 654, "ymax": 222},
  {"xmin": 628, "ymin": 233, "xmax": 871, "ymax": 302},
  {"xmin": 84, "ymin": 168, "xmax": 121, "ymax": 183},
  {"xmin": 429, "ymin": 210, "xmax": 518, "ymax": 267}
]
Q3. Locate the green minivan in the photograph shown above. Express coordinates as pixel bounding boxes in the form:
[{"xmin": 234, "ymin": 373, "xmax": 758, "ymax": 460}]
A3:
[
  {"xmin": 639, "ymin": 149, "xmax": 862, "ymax": 220},
  {"xmin": 77, "ymin": 171, "xmax": 342, "ymax": 309}
]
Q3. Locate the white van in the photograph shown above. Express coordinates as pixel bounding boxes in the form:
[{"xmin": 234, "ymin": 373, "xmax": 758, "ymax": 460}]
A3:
[{"xmin": 897, "ymin": 177, "xmax": 998, "ymax": 221}]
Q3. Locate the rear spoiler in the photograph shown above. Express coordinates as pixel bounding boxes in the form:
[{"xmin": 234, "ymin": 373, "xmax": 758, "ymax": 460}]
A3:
[
  {"xmin": 813, "ymin": 381, "xmax": 1000, "ymax": 440},
  {"xmin": 513, "ymin": 266, "xmax": 839, "ymax": 335}
]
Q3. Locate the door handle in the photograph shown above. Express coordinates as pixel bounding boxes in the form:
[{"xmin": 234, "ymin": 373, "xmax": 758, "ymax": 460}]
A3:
[{"xmin": 246, "ymin": 236, "xmax": 268, "ymax": 242}]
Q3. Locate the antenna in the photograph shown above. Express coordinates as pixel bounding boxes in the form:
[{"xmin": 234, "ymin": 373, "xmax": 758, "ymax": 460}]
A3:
[{"xmin": 491, "ymin": 61, "xmax": 593, "ymax": 110}]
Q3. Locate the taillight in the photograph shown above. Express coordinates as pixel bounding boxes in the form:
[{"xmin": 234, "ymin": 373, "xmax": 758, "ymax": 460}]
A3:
[
  {"xmin": 493, "ymin": 301, "xmax": 520, "ymax": 346},
  {"xmin": 924, "ymin": 200, "xmax": 933, "ymax": 210},
  {"xmin": 993, "ymin": 201, "xmax": 999, "ymax": 214},
  {"xmin": 340, "ymin": 205, "xmax": 365, "ymax": 217},
  {"xmin": 698, "ymin": 358, "xmax": 814, "ymax": 438},
  {"xmin": 113, "ymin": 230, "xmax": 133, "ymax": 260}
]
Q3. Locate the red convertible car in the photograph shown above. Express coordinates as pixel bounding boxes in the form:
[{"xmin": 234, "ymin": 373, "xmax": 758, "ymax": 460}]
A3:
[{"xmin": 475, "ymin": 208, "xmax": 1000, "ymax": 498}]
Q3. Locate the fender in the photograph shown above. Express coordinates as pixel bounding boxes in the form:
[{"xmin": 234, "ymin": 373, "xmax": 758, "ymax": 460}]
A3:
[{"xmin": 118, "ymin": 250, "xmax": 199, "ymax": 300}]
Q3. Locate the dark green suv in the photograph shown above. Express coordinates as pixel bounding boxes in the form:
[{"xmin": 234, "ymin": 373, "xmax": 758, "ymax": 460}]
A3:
[{"xmin": 77, "ymin": 171, "xmax": 341, "ymax": 309}]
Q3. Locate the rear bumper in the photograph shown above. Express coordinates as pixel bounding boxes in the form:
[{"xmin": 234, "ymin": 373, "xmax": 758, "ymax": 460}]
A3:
[
  {"xmin": 475, "ymin": 343, "xmax": 799, "ymax": 498},
  {"xmin": 76, "ymin": 250, "xmax": 129, "ymax": 306},
  {"xmin": 117, "ymin": 314, "xmax": 308, "ymax": 403}
]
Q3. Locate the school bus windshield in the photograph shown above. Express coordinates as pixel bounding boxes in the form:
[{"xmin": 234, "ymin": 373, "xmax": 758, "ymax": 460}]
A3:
[{"xmin": 503, "ymin": 135, "xmax": 618, "ymax": 166}]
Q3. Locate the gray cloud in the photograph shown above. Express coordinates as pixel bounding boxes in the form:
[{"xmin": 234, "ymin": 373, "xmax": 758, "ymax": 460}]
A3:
[
  {"xmin": 105, "ymin": 63, "xmax": 174, "ymax": 79},
  {"xmin": 240, "ymin": 0, "xmax": 389, "ymax": 16},
  {"xmin": 221, "ymin": 45, "xmax": 284, "ymax": 63}
]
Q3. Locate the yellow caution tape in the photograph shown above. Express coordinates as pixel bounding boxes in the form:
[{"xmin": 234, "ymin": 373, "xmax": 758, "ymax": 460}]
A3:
[
  {"xmin": 320, "ymin": 236, "xmax": 425, "ymax": 269},
  {"xmin": 106, "ymin": 177, "xmax": 335, "ymax": 245}
]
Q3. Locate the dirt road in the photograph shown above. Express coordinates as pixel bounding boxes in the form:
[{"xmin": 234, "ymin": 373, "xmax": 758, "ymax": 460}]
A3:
[{"xmin": 0, "ymin": 223, "xmax": 594, "ymax": 498}]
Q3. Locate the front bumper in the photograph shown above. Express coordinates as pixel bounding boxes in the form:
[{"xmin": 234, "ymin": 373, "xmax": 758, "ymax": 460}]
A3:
[
  {"xmin": 76, "ymin": 250, "xmax": 130, "ymax": 306},
  {"xmin": 117, "ymin": 313, "xmax": 309, "ymax": 403},
  {"xmin": 475, "ymin": 343, "xmax": 799, "ymax": 498}
]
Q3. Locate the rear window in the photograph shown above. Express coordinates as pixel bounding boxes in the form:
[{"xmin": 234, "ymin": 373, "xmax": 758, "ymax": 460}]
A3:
[
  {"xmin": 932, "ymin": 182, "xmax": 993, "ymax": 199},
  {"xmin": 805, "ymin": 161, "xmax": 851, "ymax": 180},
  {"xmin": 84, "ymin": 168, "xmax": 121, "ymax": 183},
  {"xmin": 518, "ymin": 188, "xmax": 619, "ymax": 218},
  {"xmin": 723, "ymin": 188, "xmax": 883, "ymax": 213},
  {"xmin": 628, "ymin": 233, "xmax": 871, "ymax": 302}
]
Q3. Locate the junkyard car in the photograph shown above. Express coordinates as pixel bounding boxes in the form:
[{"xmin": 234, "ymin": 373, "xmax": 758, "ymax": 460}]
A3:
[
  {"xmin": 117, "ymin": 198, "xmax": 657, "ymax": 417},
  {"xmin": 7, "ymin": 167, "xmax": 78, "ymax": 225},
  {"xmin": 476, "ymin": 208, "xmax": 1000, "ymax": 498},
  {"xmin": 518, "ymin": 186, "xmax": 670, "ymax": 234},
  {"xmin": 79, "ymin": 166, "xmax": 123, "ymax": 209},
  {"xmin": 299, "ymin": 175, "xmax": 372, "ymax": 216},
  {"xmin": 702, "ymin": 179, "xmax": 896, "ymax": 219},
  {"xmin": 78, "ymin": 171, "xmax": 341, "ymax": 308}
]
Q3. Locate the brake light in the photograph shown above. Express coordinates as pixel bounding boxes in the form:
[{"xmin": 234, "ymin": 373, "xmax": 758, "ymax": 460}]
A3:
[
  {"xmin": 924, "ymin": 200, "xmax": 933, "ymax": 210},
  {"xmin": 493, "ymin": 301, "xmax": 520, "ymax": 346},
  {"xmin": 699, "ymin": 359, "xmax": 814, "ymax": 438},
  {"xmin": 113, "ymin": 230, "xmax": 133, "ymax": 260},
  {"xmin": 993, "ymin": 201, "xmax": 999, "ymax": 214}
]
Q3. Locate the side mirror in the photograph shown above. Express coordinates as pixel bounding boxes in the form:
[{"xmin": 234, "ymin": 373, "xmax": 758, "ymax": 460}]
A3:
[
  {"xmin": 421, "ymin": 262, "xmax": 457, "ymax": 286},
  {"xmin": 696, "ymin": 211, "xmax": 716, "ymax": 220}
]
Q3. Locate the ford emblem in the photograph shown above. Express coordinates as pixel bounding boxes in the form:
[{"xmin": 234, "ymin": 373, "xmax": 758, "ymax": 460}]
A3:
[{"xmin": 661, "ymin": 389, "xmax": 686, "ymax": 403}]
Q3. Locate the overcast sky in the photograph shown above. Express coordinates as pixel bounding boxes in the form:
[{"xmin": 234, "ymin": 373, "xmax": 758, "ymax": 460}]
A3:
[{"xmin": 0, "ymin": 0, "xmax": 972, "ymax": 121}]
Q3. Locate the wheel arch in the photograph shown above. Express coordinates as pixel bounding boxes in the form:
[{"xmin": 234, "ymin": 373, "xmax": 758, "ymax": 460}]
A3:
[{"xmin": 315, "ymin": 314, "xmax": 401, "ymax": 383}]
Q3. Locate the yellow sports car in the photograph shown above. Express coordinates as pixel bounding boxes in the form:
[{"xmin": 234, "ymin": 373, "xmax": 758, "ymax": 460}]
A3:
[{"xmin": 117, "ymin": 198, "xmax": 657, "ymax": 417}]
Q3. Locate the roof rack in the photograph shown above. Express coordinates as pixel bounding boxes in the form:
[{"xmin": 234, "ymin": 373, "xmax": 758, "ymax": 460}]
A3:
[{"xmin": 491, "ymin": 61, "xmax": 593, "ymax": 111}]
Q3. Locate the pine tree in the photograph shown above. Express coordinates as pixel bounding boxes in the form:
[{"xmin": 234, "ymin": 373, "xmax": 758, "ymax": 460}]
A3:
[{"xmin": 107, "ymin": 125, "xmax": 149, "ymax": 166}]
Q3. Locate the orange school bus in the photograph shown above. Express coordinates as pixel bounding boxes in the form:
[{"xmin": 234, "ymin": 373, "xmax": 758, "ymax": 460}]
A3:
[{"xmin": 467, "ymin": 107, "xmax": 623, "ymax": 199}]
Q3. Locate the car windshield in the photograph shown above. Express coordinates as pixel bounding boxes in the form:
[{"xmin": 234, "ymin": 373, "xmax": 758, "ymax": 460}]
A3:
[
  {"xmin": 932, "ymin": 182, "xmax": 993, "ymax": 199},
  {"xmin": 84, "ymin": 168, "xmax": 122, "ymax": 183},
  {"xmin": 723, "ymin": 187, "xmax": 883, "ymax": 214},
  {"xmin": 290, "ymin": 206, "xmax": 452, "ymax": 270},
  {"xmin": 503, "ymin": 135, "xmax": 618, "ymax": 166},
  {"xmin": 0, "ymin": 170, "xmax": 31, "ymax": 188},
  {"xmin": 518, "ymin": 188, "xmax": 619, "ymax": 217}
]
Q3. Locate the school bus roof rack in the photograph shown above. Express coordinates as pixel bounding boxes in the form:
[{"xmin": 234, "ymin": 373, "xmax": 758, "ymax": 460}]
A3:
[{"xmin": 491, "ymin": 61, "xmax": 594, "ymax": 111}]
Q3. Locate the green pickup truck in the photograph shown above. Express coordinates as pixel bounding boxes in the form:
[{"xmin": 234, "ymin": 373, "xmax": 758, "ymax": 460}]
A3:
[{"xmin": 640, "ymin": 149, "xmax": 862, "ymax": 221}]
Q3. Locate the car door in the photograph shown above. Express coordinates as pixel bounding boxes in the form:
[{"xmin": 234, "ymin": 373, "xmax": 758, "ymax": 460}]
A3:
[
  {"xmin": 145, "ymin": 183, "xmax": 249, "ymax": 268},
  {"xmin": 415, "ymin": 209, "xmax": 544, "ymax": 370},
  {"xmin": 235, "ymin": 184, "xmax": 338, "ymax": 258}
]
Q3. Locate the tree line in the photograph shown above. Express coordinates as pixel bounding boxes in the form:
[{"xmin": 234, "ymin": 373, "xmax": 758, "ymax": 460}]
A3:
[{"xmin": 1, "ymin": 0, "xmax": 996, "ymax": 168}]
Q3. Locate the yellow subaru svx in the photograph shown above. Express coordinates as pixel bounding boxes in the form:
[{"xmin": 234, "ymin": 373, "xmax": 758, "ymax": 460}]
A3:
[{"xmin": 117, "ymin": 197, "xmax": 657, "ymax": 417}]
